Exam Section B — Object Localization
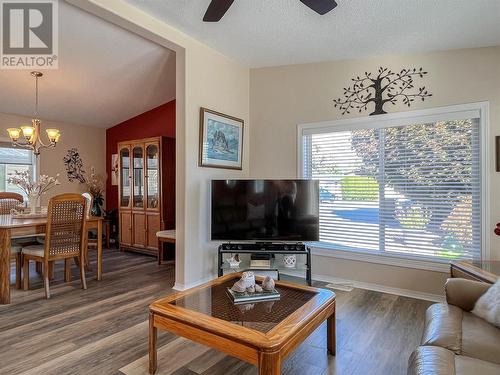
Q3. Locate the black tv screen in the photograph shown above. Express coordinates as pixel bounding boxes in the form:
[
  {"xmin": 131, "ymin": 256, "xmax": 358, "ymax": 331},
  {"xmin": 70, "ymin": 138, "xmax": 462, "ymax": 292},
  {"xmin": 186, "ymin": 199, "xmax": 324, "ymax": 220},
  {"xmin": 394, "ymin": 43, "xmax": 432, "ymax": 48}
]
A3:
[{"xmin": 211, "ymin": 179, "xmax": 319, "ymax": 241}]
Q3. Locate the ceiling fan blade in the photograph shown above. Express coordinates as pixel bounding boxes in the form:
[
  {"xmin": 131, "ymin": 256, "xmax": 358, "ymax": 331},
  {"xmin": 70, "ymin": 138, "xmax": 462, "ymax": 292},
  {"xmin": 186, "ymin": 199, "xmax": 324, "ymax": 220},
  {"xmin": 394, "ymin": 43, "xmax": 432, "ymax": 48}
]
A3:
[
  {"xmin": 203, "ymin": 0, "xmax": 235, "ymax": 22},
  {"xmin": 299, "ymin": 0, "xmax": 338, "ymax": 15}
]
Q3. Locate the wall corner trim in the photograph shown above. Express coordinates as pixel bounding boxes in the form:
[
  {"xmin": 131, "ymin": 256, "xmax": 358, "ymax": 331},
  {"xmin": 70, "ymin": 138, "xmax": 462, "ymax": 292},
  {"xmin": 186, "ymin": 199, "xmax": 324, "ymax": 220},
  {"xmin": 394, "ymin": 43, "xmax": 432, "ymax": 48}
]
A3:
[{"xmin": 172, "ymin": 274, "xmax": 218, "ymax": 291}]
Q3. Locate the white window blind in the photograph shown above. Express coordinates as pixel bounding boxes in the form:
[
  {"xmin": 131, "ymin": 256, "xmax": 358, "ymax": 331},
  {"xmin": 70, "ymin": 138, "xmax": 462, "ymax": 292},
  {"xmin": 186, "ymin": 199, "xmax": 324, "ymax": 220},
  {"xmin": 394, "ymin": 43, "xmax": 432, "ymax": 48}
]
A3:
[
  {"xmin": 0, "ymin": 143, "xmax": 35, "ymax": 199},
  {"xmin": 301, "ymin": 114, "xmax": 482, "ymax": 261}
]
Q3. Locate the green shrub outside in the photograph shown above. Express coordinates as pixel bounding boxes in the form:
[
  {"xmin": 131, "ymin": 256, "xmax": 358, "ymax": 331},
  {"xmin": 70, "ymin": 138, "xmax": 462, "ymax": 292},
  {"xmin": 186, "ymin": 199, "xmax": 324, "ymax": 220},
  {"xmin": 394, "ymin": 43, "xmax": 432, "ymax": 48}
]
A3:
[{"xmin": 340, "ymin": 176, "xmax": 379, "ymax": 201}]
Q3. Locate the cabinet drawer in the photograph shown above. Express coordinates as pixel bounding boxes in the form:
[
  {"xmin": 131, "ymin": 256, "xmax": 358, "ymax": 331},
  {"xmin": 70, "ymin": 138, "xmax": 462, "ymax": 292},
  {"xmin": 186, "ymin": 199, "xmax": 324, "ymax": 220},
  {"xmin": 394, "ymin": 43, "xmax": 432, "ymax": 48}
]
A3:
[
  {"xmin": 146, "ymin": 214, "xmax": 161, "ymax": 250},
  {"xmin": 120, "ymin": 212, "xmax": 132, "ymax": 246},
  {"xmin": 132, "ymin": 212, "xmax": 146, "ymax": 248}
]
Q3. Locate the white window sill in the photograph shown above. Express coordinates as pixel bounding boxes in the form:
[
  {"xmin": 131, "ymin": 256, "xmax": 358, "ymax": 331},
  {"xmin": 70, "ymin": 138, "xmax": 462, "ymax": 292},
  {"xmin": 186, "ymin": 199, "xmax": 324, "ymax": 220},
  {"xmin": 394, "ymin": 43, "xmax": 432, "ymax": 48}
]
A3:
[{"xmin": 306, "ymin": 242, "xmax": 451, "ymax": 273}]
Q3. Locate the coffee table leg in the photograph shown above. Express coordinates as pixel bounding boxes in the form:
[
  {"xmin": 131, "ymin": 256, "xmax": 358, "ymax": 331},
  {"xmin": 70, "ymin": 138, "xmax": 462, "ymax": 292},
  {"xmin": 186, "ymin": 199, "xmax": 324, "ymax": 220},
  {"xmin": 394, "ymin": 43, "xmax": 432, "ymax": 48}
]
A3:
[
  {"xmin": 327, "ymin": 308, "xmax": 336, "ymax": 356},
  {"xmin": 259, "ymin": 352, "xmax": 280, "ymax": 375},
  {"xmin": 149, "ymin": 312, "xmax": 157, "ymax": 374}
]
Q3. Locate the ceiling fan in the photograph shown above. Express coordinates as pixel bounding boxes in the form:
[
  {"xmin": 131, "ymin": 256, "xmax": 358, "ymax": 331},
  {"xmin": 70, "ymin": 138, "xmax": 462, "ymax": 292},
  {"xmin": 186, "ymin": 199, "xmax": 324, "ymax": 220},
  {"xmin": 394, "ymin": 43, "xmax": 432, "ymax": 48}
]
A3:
[{"xmin": 203, "ymin": 0, "xmax": 338, "ymax": 22}]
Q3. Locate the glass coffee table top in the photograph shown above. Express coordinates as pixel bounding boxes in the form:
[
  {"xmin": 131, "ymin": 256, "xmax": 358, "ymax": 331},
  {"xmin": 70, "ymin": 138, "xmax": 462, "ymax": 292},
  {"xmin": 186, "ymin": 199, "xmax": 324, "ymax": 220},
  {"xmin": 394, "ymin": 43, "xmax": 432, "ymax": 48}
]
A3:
[{"xmin": 170, "ymin": 278, "xmax": 317, "ymax": 333}]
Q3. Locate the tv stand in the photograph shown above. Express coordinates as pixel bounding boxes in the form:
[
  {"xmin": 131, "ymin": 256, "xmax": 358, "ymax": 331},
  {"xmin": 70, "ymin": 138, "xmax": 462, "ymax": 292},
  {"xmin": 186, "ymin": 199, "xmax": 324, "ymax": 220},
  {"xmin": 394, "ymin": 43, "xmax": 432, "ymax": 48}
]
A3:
[{"xmin": 217, "ymin": 242, "xmax": 312, "ymax": 286}]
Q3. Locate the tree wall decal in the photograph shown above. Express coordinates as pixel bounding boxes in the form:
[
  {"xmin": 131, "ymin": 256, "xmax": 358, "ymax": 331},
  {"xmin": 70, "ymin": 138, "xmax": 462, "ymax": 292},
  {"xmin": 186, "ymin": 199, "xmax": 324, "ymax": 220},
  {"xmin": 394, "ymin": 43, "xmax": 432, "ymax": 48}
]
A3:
[
  {"xmin": 333, "ymin": 67, "xmax": 432, "ymax": 116},
  {"xmin": 63, "ymin": 148, "xmax": 86, "ymax": 183}
]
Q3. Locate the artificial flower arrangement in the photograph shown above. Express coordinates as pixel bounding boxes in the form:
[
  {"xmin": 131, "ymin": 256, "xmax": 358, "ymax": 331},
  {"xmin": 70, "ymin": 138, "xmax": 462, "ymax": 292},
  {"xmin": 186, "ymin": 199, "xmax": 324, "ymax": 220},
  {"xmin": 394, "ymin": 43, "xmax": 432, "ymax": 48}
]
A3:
[
  {"xmin": 8, "ymin": 170, "xmax": 60, "ymax": 211},
  {"xmin": 82, "ymin": 166, "xmax": 106, "ymax": 216}
]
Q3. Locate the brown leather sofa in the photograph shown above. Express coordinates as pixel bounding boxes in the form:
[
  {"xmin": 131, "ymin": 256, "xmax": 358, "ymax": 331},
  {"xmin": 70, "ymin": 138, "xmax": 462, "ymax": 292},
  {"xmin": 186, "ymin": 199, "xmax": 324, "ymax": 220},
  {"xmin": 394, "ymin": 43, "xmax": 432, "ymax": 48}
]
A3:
[{"xmin": 408, "ymin": 278, "xmax": 500, "ymax": 375}]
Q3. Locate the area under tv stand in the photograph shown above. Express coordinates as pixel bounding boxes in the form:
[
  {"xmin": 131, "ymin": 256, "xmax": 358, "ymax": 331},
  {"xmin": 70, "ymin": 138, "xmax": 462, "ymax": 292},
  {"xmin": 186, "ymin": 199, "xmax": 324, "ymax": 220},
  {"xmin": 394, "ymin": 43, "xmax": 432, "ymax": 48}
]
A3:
[{"xmin": 217, "ymin": 242, "xmax": 312, "ymax": 286}]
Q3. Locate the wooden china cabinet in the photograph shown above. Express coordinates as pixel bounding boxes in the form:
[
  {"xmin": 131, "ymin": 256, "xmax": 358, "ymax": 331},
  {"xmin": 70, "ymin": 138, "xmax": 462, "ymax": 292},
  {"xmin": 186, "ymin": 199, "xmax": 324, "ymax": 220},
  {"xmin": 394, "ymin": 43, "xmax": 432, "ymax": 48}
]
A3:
[{"xmin": 118, "ymin": 136, "xmax": 175, "ymax": 255}]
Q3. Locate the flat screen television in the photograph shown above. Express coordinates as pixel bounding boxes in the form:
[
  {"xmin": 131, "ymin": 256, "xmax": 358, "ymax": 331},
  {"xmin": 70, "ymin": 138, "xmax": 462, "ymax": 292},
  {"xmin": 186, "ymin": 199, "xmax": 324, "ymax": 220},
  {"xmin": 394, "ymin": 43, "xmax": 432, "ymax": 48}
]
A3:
[{"xmin": 211, "ymin": 179, "xmax": 319, "ymax": 241}]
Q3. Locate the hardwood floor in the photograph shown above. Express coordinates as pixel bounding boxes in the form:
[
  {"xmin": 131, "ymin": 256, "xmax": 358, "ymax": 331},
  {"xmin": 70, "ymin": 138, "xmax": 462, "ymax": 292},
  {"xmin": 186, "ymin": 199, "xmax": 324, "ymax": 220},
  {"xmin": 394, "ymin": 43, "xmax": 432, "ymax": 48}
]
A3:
[{"xmin": 0, "ymin": 249, "xmax": 432, "ymax": 375}]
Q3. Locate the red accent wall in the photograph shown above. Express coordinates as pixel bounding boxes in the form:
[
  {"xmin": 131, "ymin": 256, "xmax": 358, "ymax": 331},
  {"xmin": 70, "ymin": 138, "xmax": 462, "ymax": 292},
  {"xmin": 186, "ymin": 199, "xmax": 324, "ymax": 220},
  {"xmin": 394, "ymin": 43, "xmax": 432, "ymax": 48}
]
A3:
[{"xmin": 106, "ymin": 100, "xmax": 175, "ymax": 211}]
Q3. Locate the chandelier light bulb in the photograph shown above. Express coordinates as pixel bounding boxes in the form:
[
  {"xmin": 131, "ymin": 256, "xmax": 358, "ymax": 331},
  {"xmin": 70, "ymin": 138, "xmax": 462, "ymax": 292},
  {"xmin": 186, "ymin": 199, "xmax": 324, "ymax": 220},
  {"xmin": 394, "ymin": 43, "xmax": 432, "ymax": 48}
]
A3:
[
  {"xmin": 20, "ymin": 125, "xmax": 35, "ymax": 142},
  {"xmin": 7, "ymin": 128, "xmax": 21, "ymax": 141},
  {"xmin": 46, "ymin": 128, "xmax": 60, "ymax": 142}
]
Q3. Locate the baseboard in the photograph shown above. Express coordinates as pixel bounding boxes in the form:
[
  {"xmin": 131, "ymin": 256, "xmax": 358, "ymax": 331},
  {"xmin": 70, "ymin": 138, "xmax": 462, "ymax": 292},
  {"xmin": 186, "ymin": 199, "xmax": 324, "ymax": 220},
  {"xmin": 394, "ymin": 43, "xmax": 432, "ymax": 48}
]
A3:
[
  {"xmin": 172, "ymin": 274, "xmax": 218, "ymax": 291},
  {"xmin": 174, "ymin": 270, "xmax": 444, "ymax": 303},
  {"xmin": 281, "ymin": 270, "xmax": 445, "ymax": 303}
]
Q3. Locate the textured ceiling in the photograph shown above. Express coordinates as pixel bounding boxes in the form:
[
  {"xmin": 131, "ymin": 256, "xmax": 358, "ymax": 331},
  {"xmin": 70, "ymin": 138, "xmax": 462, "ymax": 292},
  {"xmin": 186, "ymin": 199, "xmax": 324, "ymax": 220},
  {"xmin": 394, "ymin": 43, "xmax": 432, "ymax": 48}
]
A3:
[
  {"xmin": 125, "ymin": 0, "xmax": 500, "ymax": 67},
  {"xmin": 0, "ymin": 1, "xmax": 175, "ymax": 128}
]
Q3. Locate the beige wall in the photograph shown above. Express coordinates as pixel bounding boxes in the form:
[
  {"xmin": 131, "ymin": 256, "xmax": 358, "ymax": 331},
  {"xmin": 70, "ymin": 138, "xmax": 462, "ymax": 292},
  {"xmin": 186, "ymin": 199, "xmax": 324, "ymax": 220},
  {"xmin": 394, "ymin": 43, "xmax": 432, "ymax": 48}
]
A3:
[
  {"xmin": 67, "ymin": 1, "xmax": 499, "ymax": 295},
  {"xmin": 182, "ymin": 46, "xmax": 250, "ymax": 287},
  {"xmin": 70, "ymin": 0, "xmax": 250, "ymax": 288},
  {"xmin": 250, "ymin": 46, "xmax": 500, "ymax": 295},
  {"xmin": 0, "ymin": 112, "xmax": 106, "ymax": 205}
]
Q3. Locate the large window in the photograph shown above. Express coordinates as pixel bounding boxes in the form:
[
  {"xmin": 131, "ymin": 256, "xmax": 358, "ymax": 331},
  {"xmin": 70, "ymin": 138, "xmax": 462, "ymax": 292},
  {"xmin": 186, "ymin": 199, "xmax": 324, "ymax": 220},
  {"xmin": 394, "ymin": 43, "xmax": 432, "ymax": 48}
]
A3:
[
  {"xmin": 299, "ymin": 105, "xmax": 486, "ymax": 262},
  {"xmin": 0, "ymin": 142, "xmax": 36, "ymax": 199}
]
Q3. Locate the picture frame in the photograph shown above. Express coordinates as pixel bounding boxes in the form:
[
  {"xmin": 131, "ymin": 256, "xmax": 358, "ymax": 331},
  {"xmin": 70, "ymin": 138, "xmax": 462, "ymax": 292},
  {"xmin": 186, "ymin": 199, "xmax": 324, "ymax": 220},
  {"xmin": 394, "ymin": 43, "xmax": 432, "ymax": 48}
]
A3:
[
  {"xmin": 496, "ymin": 136, "xmax": 500, "ymax": 172},
  {"xmin": 199, "ymin": 107, "xmax": 244, "ymax": 170}
]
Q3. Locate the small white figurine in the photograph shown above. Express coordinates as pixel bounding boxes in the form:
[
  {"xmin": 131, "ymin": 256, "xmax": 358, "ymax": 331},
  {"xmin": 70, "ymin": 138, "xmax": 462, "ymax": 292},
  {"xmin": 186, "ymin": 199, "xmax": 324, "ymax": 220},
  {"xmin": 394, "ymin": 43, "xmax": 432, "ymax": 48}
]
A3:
[
  {"xmin": 231, "ymin": 271, "xmax": 256, "ymax": 293},
  {"xmin": 261, "ymin": 276, "xmax": 275, "ymax": 291},
  {"xmin": 227, "ymin": 254, "xmax": 241, "ymax": 269}
]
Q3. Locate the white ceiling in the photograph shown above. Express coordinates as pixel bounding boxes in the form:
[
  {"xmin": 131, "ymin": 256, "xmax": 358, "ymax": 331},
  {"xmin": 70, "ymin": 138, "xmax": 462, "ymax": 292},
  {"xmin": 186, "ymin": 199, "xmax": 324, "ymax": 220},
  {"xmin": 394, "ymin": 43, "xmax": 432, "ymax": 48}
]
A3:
[
  {"xmin": 125, "ymin": 0, "xmax": 500, "ymax": 68},
  {"xmin": 0, "ymin": 1, "xmax": 175, "ymax": 129}
]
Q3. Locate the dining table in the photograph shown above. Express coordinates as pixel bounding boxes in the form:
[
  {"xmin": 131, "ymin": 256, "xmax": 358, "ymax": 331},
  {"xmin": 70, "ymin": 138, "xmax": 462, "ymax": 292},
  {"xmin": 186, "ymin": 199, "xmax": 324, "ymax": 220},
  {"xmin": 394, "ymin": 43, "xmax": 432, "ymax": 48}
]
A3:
[{"xmin": 0, "ymin": 214, "xmax": 103, "ymax": 304}]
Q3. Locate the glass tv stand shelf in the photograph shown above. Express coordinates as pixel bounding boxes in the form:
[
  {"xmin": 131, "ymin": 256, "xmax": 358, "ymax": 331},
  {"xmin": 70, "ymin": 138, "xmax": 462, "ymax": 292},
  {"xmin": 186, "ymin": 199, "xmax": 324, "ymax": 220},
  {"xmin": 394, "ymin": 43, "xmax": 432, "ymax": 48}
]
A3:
[{"xmin": 217, "ymin": 244, "xmax": 312, "ymax": 286}]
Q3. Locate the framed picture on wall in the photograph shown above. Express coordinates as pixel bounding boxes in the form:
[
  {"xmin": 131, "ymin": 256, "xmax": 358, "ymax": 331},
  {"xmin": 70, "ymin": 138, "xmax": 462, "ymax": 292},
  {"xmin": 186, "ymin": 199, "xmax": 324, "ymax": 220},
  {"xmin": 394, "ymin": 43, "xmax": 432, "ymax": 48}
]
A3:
[
  {"xmin": 199, "ymin": 107, "xmax": 244, "ymax": 170},
  {"xmin": 111, "ymin": 154, "xmax": 119, "ymax": 185}
]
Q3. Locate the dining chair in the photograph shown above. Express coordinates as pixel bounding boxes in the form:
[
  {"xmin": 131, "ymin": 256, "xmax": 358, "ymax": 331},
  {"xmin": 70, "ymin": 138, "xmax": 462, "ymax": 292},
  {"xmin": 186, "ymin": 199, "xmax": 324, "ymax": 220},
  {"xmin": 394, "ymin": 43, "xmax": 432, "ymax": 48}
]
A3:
[
  {"xmin": 81, "ymin": 193, "xmax": 97, "ymax": 269},
  {"xmin": 0, "ymin": 192, "xmax": 24, "ymax": 289},
  {"xmin": 0, "ymin": 192, "xmax": 23, "ymax": 213},
  {"xmin": 22, "ymin": 193, "xmax": 88, "ymax": 299}
]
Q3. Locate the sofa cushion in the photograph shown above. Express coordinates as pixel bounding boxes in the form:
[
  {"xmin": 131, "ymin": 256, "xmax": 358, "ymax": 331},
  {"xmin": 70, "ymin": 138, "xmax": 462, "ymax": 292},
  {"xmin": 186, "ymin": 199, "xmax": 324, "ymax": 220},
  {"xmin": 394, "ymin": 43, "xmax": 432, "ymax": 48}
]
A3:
[
  {"xmin": 421, "ymin": 303, "xmax": 462, "ymax": 354},
  {"xmin": 408, "ymin": 346, "xmax": 455, "ymax": 375},
  {"xmin": 455, "ymin": 354, "xmax": 500, "ymax": 375},
  {"xmin": 445, "ymin": 278, "xmax": 491, "ymax": 312},
  {"xmin": 22, "ymin": 244, "xmax": 44, "ymax": 257},
  {"xmin": 461, "ymin": 311, "xmax": 500, "ymax": 365},
  {"xmin": 471, "ymin": 279, "xmax": 500, "ymax": 327}
]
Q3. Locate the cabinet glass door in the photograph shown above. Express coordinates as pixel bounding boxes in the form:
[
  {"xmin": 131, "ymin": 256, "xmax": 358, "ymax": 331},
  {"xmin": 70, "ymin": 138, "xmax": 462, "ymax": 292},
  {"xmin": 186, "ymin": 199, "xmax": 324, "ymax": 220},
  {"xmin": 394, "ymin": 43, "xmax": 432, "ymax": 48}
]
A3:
[
  {"xmin": 119, "ymin": 147, "xmax": 130, "ymax": 207},
  {"xmin": 132, "ymin": 146, "xmax": 144, "ymax": 208},
  {"xmin": 146, "ymin": 144, "xmax": 159, "ymax": 209}
]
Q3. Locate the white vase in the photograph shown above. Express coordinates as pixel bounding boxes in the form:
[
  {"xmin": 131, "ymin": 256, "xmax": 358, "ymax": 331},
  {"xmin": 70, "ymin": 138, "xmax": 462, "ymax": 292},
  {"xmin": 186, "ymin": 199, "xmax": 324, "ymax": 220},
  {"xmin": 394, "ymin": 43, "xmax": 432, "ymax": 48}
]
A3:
[
  {"xmin": 27, "ymin": 193, "xmax": 39, "ymax": 213},
  {"xmin": 283, "ymin": 255, "xmax": 297, "ymax": 268}
]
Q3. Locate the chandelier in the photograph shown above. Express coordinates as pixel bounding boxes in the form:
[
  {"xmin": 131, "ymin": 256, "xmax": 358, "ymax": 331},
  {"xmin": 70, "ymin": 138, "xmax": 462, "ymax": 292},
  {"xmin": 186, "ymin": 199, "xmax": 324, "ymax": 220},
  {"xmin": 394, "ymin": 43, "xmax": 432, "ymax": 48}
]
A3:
[{"xmin": 7, "ymin": 71, "xmax": 60, "ymax": 157}]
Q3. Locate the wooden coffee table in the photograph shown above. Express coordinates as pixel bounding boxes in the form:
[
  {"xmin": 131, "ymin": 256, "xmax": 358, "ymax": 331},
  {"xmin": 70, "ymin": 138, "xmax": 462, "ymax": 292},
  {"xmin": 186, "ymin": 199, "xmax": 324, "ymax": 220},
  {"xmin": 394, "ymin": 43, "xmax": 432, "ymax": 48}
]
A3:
[{"xmin": 149, "ymin": 273, "xmax": 336, "ymax": 374}]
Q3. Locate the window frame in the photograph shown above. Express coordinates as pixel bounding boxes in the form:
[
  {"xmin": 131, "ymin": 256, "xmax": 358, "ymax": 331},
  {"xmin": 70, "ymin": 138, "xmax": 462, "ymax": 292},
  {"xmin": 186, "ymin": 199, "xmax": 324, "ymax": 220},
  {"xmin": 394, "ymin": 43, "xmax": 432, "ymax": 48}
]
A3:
[
  {"xmin": 0, "ymin": 137, "xmax": 39, "ymax": 194},
  {"xmin": 297, "ymin": 102, "xmax": 490, "ymax": 271}
]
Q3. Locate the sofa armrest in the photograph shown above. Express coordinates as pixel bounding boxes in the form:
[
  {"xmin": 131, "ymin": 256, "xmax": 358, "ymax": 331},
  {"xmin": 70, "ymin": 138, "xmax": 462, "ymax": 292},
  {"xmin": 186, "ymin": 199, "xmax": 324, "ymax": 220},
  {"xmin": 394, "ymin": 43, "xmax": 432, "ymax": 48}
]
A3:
[
  {"xmin": 421, "ymin": 303, "xmax": 462, "ymax": 353},
  {"xmin": 445, "ymin": 278, "xmax": 490, "ymax": 312},
  {"xmin": 408, "ymin": 346, "xmax": 456, "ymax": 375}
]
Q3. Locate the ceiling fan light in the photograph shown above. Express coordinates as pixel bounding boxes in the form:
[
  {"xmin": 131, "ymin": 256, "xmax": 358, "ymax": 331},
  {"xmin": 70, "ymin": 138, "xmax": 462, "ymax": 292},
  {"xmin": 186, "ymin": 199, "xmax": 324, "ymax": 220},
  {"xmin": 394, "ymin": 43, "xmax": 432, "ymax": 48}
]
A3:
[{"xmin": 7, "ymin": 128, "xmax": 21, "ymax": 141}]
